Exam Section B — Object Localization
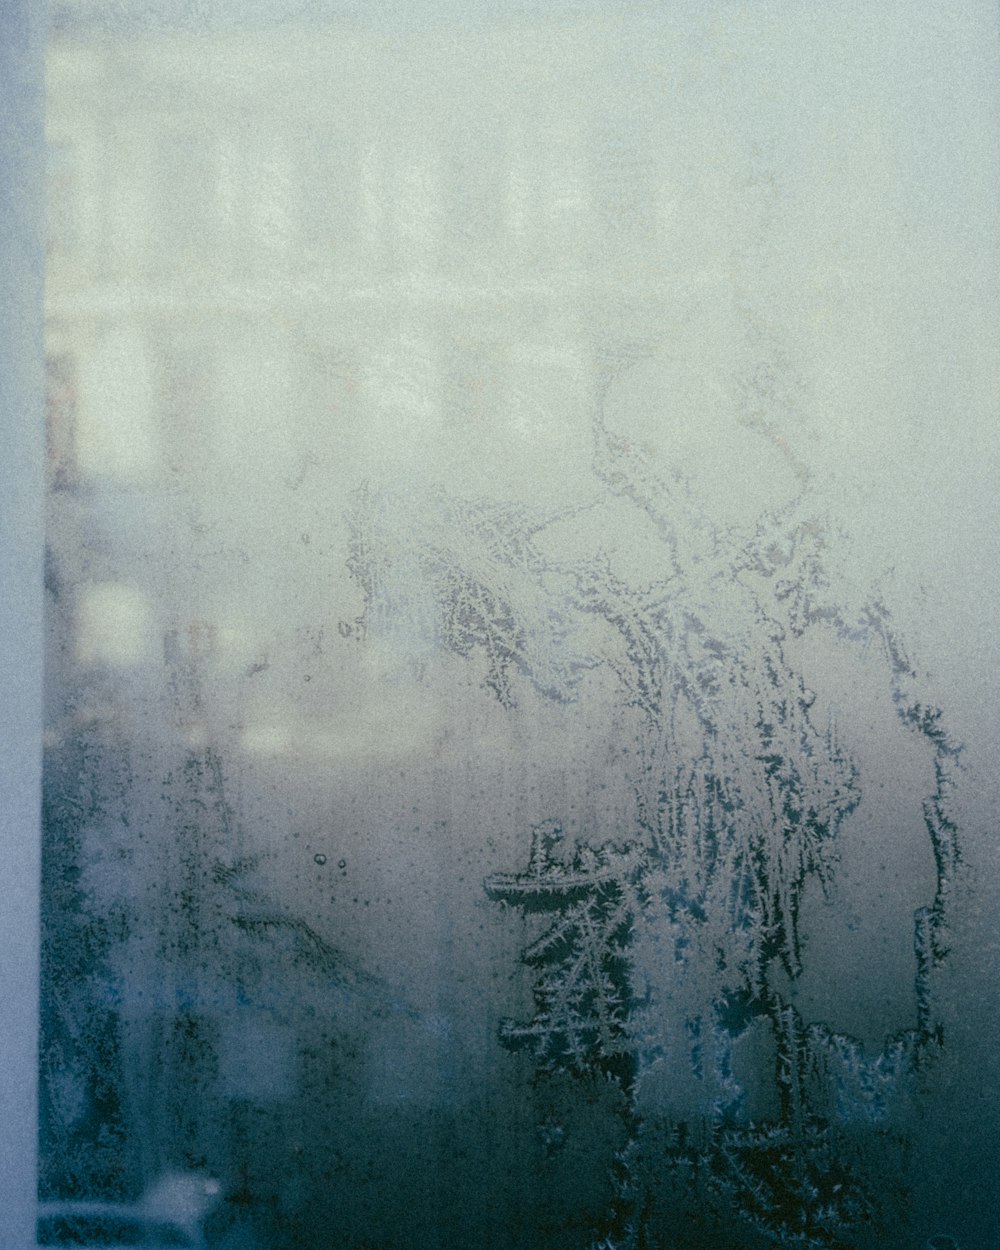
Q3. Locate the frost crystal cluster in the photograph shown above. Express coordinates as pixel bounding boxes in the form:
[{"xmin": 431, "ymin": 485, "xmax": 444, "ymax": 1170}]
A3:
[{"xmin": 347, "ymin": 398, "xmax": 961, "ymax": 1249}]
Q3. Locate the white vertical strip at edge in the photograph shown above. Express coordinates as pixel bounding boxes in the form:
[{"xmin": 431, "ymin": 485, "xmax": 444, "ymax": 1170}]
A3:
[{"xmin": 0, "ymin": 0, "xmax": 45, "ymax": 1246}]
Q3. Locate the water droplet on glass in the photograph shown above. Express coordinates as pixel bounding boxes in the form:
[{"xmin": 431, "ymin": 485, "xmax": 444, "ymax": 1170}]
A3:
[{"xmin": 313, "ymin": 853, "xmax": 327, "ymax": 866}]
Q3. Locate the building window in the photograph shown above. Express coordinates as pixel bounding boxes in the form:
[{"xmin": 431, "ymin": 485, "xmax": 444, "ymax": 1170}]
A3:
[
  {"xmin": 154, "ymin": 130, "xmax": 219, "ymax": 263},
  {"xmin": 588, "ymin": 112, "xmax": 658, "ymax": 247},
  {"xmin": 46, "ymin": 141, "xmax": 78, "ymax": 257},
  {"xmin": 156, "ymin": 328, "xmax": 217, "ymax": 481},
  {"xmin": 45, "ymin": 351, "xmax": 78, "ymax": 491}
]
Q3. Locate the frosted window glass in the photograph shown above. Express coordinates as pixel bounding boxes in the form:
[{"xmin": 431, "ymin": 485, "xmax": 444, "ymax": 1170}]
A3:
[{"xmin": 40, "ymin": 5, "xmax": 1000, "ymax": 1250}]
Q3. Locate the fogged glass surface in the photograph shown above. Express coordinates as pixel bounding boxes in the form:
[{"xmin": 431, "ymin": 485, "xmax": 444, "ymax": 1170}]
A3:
[{"xmin": 41, "ymin": 4, "xmax": 999, "ymax": 1249}]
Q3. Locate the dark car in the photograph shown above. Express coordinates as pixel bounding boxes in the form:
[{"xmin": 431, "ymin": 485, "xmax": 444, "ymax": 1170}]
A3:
[{"xmin": 37, "ymin": 1201, "xmax": 206, "ymax": 1250}]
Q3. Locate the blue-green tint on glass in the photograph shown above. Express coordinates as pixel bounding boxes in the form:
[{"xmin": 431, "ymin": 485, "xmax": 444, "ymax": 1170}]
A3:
[{"xmin": 39, "ymin": 4, "xmax": 1000, "ymax": 1250}]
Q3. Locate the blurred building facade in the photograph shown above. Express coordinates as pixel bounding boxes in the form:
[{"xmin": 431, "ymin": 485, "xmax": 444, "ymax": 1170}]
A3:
[
  {"xmin": 41, "ymin": 10, "xmax": 689, "ymax": 1243},
  {"xmin": 44, "ymin": 12, "xmax": 711, "ymax": 738}
]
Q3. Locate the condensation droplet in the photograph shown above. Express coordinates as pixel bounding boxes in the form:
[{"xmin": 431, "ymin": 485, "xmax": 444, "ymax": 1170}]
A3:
[{"xmin": 313, "ymin": 853, "xmax": 327, "ymax": 866}]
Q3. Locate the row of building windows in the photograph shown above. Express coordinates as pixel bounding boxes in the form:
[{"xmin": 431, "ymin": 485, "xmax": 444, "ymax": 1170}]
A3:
[
  {"xmin": 45, "ymin": 121, "xmax": 667, "ymax": 270},
  {"xmin": 45, "ymin": 325, "xmax": 598, "ymax": 488}
]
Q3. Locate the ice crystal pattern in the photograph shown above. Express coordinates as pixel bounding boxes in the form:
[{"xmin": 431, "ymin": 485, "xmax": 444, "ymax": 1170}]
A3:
[{"xmin": 346, "ymin": 423, "xmax": 962, "ymax": 1248}]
